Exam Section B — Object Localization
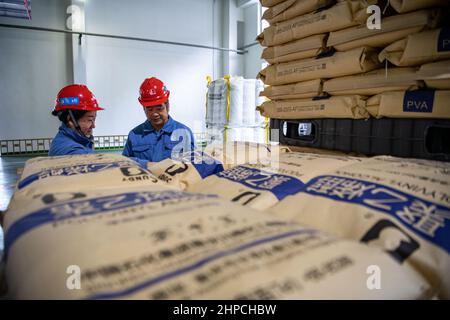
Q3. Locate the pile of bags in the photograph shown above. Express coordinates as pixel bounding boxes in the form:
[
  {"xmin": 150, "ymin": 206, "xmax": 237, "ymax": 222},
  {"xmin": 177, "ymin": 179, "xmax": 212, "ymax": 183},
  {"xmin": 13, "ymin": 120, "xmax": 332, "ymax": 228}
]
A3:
[
  {"xmin": 257, "ymin": 0, "xmax": 450, "ymax": 120},
  {"xmin": 186, "ymin": 149, "xmax": 450, "ymax": 299},
  {"xmin": 2, "ymin": 149, "xmax": 440, "ymax": 299}
]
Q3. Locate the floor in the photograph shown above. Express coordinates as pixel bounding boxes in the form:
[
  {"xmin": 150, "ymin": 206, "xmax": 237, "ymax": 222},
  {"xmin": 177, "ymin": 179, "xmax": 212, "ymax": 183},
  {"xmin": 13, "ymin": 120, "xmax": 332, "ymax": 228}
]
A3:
[{"xmin": 0, "ymin": 155, "xmax": 34, "ymax": 257}]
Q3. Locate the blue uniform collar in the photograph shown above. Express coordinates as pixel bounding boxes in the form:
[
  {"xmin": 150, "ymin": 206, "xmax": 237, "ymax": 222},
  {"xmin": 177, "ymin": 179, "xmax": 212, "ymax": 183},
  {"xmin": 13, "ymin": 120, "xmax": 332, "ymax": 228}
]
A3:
[
  {"xmin": 143, "ymin": 116, "xmax": 175, "ymax": 135},
  {"xmin": 60, "ymin": 123, "xmax": 93, "ymax": 147}
]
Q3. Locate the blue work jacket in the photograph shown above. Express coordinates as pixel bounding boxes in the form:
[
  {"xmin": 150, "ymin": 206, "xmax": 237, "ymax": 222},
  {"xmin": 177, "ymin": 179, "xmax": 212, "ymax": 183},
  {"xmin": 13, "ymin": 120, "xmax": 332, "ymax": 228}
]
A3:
[
  {"xmin": 122, "ymin": 117, "xmax": 195, "ymax": 165},
  {"xmin": 49, "ymin": 123, "xmax": 94, "ymax": 156}
]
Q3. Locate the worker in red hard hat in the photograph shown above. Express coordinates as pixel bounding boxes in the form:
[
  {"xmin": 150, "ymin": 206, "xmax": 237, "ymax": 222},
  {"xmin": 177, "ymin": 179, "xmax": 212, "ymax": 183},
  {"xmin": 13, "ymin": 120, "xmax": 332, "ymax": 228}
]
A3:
[
  {"xmin": 123, "ymin": 77, "xmax": 195, "ymax": 165},
  {"xmin": 49, "ymin": 84, "xmax": 104, "ymax": 156}
]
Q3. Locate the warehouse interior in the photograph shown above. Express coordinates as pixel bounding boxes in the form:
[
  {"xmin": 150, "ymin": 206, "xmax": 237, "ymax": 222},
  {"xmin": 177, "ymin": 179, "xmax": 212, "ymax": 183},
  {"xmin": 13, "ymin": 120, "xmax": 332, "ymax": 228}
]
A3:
[{"xmin": 0, "ymin": 0, "xmax": 450, "ymax": 300}]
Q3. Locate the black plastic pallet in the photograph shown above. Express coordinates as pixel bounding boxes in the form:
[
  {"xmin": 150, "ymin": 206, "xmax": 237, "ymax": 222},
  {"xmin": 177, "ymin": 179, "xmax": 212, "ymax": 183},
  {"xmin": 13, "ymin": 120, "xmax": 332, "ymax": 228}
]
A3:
[{"xmin": 271, "ymin": 118, "xmax": 450, "ymax": 161}]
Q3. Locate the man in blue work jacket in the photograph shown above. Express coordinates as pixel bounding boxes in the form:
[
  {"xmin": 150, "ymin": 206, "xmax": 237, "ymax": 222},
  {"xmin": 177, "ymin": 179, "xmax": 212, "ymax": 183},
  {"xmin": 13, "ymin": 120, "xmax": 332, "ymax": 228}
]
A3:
[
  {"xmin": 49, "ymin": 84, "xmax": 104, "ymax": 156},
  {"xmin": 123, "ymin": 77, "xmax": 195, "ymax": 166}
]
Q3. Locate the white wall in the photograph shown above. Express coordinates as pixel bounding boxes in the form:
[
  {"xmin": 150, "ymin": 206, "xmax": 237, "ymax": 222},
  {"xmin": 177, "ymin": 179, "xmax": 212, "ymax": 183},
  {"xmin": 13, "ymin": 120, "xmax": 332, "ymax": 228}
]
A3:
[
  {"xmin": 0, "ymin": 0, "xmax": 72, "ymax": 140},
  {"xmin": 221, "ymin": 0, "xmax": 245, "ymax": 77},
  {"xmin": 83, "ymin": 0, "xmax": 221, "ymax": 136},
  {"xmin": 243, "ymin": 3, "xmax": 264, "ymax": 79},
  {"xmin": 0, "ymin": 0, "xmax": 265, "ymax": 141}
]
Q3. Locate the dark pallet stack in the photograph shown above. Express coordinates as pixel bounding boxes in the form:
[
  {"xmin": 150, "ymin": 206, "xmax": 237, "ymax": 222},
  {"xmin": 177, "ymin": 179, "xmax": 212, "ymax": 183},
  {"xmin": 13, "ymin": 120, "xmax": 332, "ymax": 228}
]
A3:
[{"xmin": 271, "ymin": 118, "xmax": 450, "ymax": 161}]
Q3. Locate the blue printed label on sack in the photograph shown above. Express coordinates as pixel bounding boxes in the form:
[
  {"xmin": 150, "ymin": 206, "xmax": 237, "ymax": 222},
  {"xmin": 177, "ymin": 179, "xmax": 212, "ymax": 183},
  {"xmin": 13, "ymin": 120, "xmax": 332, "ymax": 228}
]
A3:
[
  {"xmin": 59, "ymin": 97, "xmax": 80, "ymax": 105},
  {"xmin": 17, "ymin": 161, "xmax": 135, "ymax": 189},
  {"xmin": 217, "ymin": 166, "xmax": 304, "ymax": 200},
  {"xmin": 403, "ymin": 90, "xmax": 435, "ymax": 113},
  {"xmin": 4, "ymin": 191, "xmax": 218, "ymax": 258},
  {"xmin": 303, "ymin": 175, "xmax": 450, "ymax": 253},
  {"xmin": 438, "ymin": 27, "xmax": 450, "ymax": 52}
]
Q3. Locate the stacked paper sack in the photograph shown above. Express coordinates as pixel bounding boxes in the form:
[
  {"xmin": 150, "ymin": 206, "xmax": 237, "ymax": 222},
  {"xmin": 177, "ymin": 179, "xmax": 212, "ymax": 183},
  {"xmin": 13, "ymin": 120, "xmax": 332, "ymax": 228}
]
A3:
[
  {"xmin": 3, "ymin": 150, "xmax": 444, "ymax": 299},
  {"xmin": 257, "ymin": 0, "xmax": 450, "ymax": 120},
  {"xmin": 205, "ymin": 75, "xmax": 269, "ymax": 144}
]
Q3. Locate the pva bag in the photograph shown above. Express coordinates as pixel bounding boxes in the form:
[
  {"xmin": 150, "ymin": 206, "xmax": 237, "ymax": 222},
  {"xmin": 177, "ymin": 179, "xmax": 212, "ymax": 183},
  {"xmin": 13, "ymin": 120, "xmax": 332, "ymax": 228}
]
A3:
[
  {"xmin": 11, "ymin": 153, "xmax": 164, "ymax": 200},
  {"xmin": 366, "ymin": 90, "xmax": 450, "ymax": 119},
  {"xmin": 258, "ymin": 47, "xmax": 380, "ymax": 86},
  {"xmin": 417, "ymin": 60, "xmax": 450, "ymax": 89},
  {"xmin": 3, "ymin": 186, "xmax": 431, "ymax": 299},
  {"xmin": 389, "ymin": 0, "xmax": 449, "ymax": 13},
  {"xmin": 379, "ymin": 28, "xmax": 450, "ymax": 67},
  {"xmin": 327, "ymin": 9, "xmax": 442, "ymax": 52},
  {"xmin": 257, "ymin": 1, "xmax": 367, "ymax": 46},
  {"xmin": 323, "ymin": 67, "xmax": 420, "ymax": 96},
  {"xmin": 258, "ymin": 95, "xmax": 369, "ymax": 119},
  {"xmin": 261, "ymin": 0, "xmax": 286, "ymax": 7},
  {"xmin": 269, "ymin": 156, "xmax": 450, "ymax": 298},
  {"xmin": 260, "ymin": 79, "xmax": 323, "ymax": 100},
  {"xmin": 203, "ymin": 141, "xmax": 274, "ymax": 170},
  {"xmin": 261, "ymin": 34, "xmax": 326, "ymax": 64},
  {"xmin": 187, "ymin": 152, "xmax": 364, "ymax": 211},
  {"xmin": 147, "ymin": 151, "xmax": 224, "ymax": 190},
  {"xmin": 263, "ymin": 0, "xmax": 335, "ymax": 25}
]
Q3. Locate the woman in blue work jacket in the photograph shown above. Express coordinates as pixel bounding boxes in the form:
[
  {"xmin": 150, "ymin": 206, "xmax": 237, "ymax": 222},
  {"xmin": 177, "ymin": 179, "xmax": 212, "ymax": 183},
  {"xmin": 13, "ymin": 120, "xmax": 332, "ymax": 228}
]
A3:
[{"xmin": 49, "ymin": 84, "xmax": 104, "ymax": 156}]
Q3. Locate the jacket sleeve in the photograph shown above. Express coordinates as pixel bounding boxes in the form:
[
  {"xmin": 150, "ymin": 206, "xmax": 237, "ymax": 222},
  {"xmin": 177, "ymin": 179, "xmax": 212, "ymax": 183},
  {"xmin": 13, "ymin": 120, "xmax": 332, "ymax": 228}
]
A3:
[
  {"xmin": 122, "ymin": 135, "xmax": 133, "ymax": 157},
  {"xmin": 66, "ymin": 147, "xmax": 93, "ymax": 155}
]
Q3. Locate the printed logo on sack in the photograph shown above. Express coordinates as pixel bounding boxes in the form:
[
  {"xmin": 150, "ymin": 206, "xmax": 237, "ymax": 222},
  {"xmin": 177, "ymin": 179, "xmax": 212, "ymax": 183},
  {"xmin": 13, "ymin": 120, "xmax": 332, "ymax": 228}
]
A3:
[
  {"xmin": 403, "ymin": 90, "xmax": 435, "ymax": 113},
  {"xmin": 3, "ymin": 191, "xmax": 218, "ymax": 259},
  {"xmin": 217, "ymin": 166, "xmax": 304, "ymax": 201},
  {"xmin": 59, "ymin": 97, "xmax": 80, "ymax": 106},
  {"xmin": 438, "ymin": 27, "xmax": 450, "ymax": 52},
  {"xmin": 304, "ymin": 175, "xmax": 450, "ymax": 254},
  {"xmin": 17, "ymin": 161, "xmax": 136, "ymax": 189},
  {"xmin": 66, "ymin": 265, "xmax": 81, "ymax": 290}
]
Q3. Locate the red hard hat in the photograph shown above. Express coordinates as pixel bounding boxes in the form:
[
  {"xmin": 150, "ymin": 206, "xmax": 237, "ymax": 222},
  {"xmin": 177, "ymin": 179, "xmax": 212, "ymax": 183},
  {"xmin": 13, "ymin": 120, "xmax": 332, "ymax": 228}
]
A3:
[
  {"xmin": 53, "ymin": 84, "xmax": 104, "ymax": 113},
  {"xmin": 138, "ymin": 77, "xmax": 170, "ymax": 107}
]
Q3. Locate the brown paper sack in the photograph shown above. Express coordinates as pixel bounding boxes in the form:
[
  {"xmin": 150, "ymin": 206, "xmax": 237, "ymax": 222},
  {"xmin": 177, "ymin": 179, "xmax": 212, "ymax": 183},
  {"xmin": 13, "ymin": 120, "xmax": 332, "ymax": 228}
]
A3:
[
  {"xmin": 263, "ymin": 0, "xmax": 335, "ymax": 25},
  {"xmin": 268, "ymin": 156, "xmax": 450, "ymax": 298},
  {"xmin": 379, "ymin": 28, "xmax": 450, "ymax": 67},
  {"xmin": 258, "ymin": 95, "xmax": 369, "ymax": 119},
  {"xmin": 262, "ymin": 34, "xmax": 326, "ymax": 64},
  {"xmin": 327, "ymin": 9, "xmax": 442, "ymax": 52},
  {"xmin": 260, "ymin": 79, "xmax": 323, "ymax": 100},
  {"xmin": 261, "ymin": 0, "xmax": 286, "ymax": 7},
  {"xmin": 366, "ymin": 90, "xmax": 450, "ymax": 119},
  {"xmin": 323, "ymin": 67, "xmax": 420, "ymax": 96},
  {"xmin": 258, "ymin": 47, "xmax": 380, "ymax": 86},
  {"xmin": 390, "ymin": 0, "xmax": 449, "ymax": 13},
  {"xmin": 417, "ymin": 60, "xmax": 450, "ymax": 89},
  {"xmin": 4, "ymin": 185, "xmax": 432, "ymax": 299},
  {"xmin": 256, "ymin": 1, "xmax": 369, "ymax": 46}
]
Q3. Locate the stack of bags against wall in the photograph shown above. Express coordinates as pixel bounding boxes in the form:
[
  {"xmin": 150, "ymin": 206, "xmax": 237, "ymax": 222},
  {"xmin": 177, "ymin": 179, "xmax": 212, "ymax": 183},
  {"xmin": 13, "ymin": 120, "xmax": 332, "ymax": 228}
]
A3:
[
  {"xmin": 257, "ymin": 0, "xmax": 450, "ymax": 121},
  {"xmin": 322, "ymin": 0, "xmax": 450, "ymax": 119},
  {"xmin": 205, "ymin": 75, "xmax": 269, "ymax": 144},
  {"xmin": 257, "ymin": 0, "xmax": 381, "ymax": 120},
  {"xmin": 2, "ymin": 154, "xmax": 432, "ymax": 299}
]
